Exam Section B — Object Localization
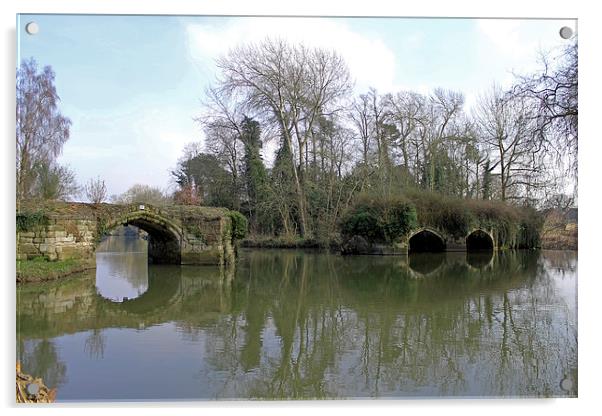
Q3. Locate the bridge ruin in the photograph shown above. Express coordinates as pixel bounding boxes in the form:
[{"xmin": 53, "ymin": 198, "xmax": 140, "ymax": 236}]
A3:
[{"xmin": 16, "ymin": 202, "xmax": 236, "ymax": 265}]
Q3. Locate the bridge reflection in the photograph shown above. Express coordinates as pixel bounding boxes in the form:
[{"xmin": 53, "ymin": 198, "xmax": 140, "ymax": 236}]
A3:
[
  {"xmin": 96, "ymin": 235, "xmax": 149, "ymax": 302},
  {"xmin": 16, "ymin": 249, "xmax": 577, "ymax": 399},
  {"xmin": 18, "ymin": 249, "xmax": 538, "ymax": 339}
]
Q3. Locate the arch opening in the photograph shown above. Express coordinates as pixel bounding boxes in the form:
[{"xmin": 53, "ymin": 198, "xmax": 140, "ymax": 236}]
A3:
[
  {"xmin": 409, "ymin": 229, "xmax": 445, "ymax": 253},
  {"xmin": 126, "ymin": 218, "xmax": 181, "ymax": 264},
  {"xmin": 101, "ymin": 212, "xmax": 182, "ymax": 265},
  {"xmin": 466, "ymin": 230, "xmax": 494, "ymax": 252}
]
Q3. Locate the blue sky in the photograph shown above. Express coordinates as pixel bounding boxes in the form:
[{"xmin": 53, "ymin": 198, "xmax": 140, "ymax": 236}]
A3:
[{"xmin": 17, "ymin": 14, "xmax": 576, "ymax": 199}]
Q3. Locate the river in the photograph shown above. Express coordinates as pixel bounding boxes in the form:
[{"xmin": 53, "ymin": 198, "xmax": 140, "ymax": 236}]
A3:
[{"xmin": 16, "ymin": 235, "xmax": 578, "ymax": 400}]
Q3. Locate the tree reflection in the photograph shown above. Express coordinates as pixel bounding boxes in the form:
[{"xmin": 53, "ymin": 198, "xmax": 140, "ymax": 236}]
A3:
[
  {"xmin": 195, "ymin": 250, "xmax": 577, "ymax": 398},
  {"xmin": 84, "ymin": 329, "xmax": 106, "ymax": 360},
  {"xmin": 18, "ymin": 338, "xmax": 67, "ymax": 390},
  {"xmin": 16, "ymin": 249, "xmax": 577, "ymax": 399}
]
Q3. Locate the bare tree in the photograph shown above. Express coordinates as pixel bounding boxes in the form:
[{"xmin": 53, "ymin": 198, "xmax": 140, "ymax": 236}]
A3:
[
  {"xmin": 349, "ymin": 93, "xmax": 374, "ymax": 166},
  {"xmin": 474, "ymin": 85, "xmax": 541, "ymax": 201},
  {"xmin": 85, "ymin": 176, "xmax": 107, "ymax": 204},
  {"xmin": 387, "ymin": 91, "xmax": 424, "ymax": 180},
  {"xmin": 32, "ymin": 161, "xmax": 79, "ymax": 201},
  {"xmin": 513, "ymin": 42, "xmax": 577, "ymax": 175},
  {"xmin": 112, "ymin": 184, "xmax": 171, "ymax": 206},
  {"xmin": 16, "ymin": 58, "xmax": 71, "ymax": 202},
  {"xmin": 215, "ymin": 38, "xmax": 352, "ymax": 237},
  {"xmin": 199, "ymin": 88, "xmax": 246, "ymax": 210}
]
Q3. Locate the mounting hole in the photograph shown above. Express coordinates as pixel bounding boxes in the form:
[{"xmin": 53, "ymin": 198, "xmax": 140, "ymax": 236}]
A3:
[
  {"xmin": 25, "ymin": 22, "xmax": 39, "ymax": 35},
  {"xmin": 560, "ymin": 377, "xmax": 573, "ymax": 392},
  {"xmin": 559, "ymin": 26, "xmax": 574, "ymax": 39},
  {"xmin": 26, "ymin": 382, "xmax": 40, "ymax": 396}
]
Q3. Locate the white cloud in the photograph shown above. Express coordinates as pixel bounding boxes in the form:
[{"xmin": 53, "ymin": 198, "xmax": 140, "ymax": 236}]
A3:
[
  {"xmin": 477, "ymin": 19, "xmax": 526, "ymax": 57},
  {"xmin": 476, "ymin": 19, "xmax": 576, "ymax": 83},
  {"xmin": 58, "ymin": 102, "xmax": 198, "ymax": 197},
  {"xmin": 185, "ymin": 17, "xmax": 398, "ymax": 93}
]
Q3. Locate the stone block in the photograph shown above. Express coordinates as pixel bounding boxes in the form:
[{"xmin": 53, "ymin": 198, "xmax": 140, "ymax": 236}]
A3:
[
  {"xmin": 181, "ymin": 248, "xmax": 222, "ymax": 265},
  {"xmin": 59, "ymin": 245, "xmax": 90, "ymax": 260},
  {"xmin": 19, "ymin": 243, "xmax": 40, "ymax": 255}
]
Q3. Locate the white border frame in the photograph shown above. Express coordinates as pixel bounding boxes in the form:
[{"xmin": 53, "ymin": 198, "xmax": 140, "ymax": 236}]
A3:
[{"xmin": 2, "ymin": 1, "xmax": 599, "ymax": 415}]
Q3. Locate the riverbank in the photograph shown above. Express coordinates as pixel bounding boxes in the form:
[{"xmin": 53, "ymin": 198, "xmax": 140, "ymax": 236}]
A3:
[
  {"xmin": 241, "ymin": 235, "xmax": 340, "ymax": 250},
  {"xmin": 540, "ymin": 224, "xmax": 578, "ymax": 250},
  {"xmin": 16, "ymin": 257, "xmax": 95, "ymax": 284},
  {"xmin": 540, "ymin": 208, "xmax": 578, "ymax": 250},
  {"xmin": 16, "ymin": 362, "xmax": 55, "ymax": 403}
]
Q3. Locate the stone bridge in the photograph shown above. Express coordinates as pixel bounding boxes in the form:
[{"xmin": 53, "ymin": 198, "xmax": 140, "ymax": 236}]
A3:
[
  {"xmin": 345, "ymin": 226, "xmax": 499, "ymax": 255},
  {"xmin": 16, "ymin": 202, "xmax": 236, "ymax": 265},
  {"xmin": 405, "ymin": 226, "xmax": 498, "ymax": 253}
]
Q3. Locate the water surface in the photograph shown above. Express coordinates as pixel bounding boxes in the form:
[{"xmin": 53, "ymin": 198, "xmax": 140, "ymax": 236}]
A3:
[{"xmin": 16, "ymin": 237, "xmax": 577, "ymax": 400}]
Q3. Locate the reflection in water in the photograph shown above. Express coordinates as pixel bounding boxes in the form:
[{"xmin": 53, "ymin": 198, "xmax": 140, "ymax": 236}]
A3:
[
  {"xmin": 466, "ymin": 251, "xmax": 494, "ymax": 269},
  {"xmin": 408, "ymin": 252, "xmax": 445, "ymax": 275},
  {"xmin": 96, "ymin": 235, "xmax": 148, "ymax": 302},
  {"xmin": 16, "ymin": 246, "xmax": 577, "ymax": 401}
]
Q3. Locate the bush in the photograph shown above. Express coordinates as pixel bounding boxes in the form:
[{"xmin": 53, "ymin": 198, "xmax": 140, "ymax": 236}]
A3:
[
  {"xmin": 228, "ymin": 210, "xmax": 248, "ymax": 240},
  {"xmin": 341, "ymin": 195, "xmax": 417, "ymax": 243},
  {"xmin": 516, "ymin": 206, "xmax": 544, "ymax": 248},
  {"xmin": 406, "ymin": 191, "xmax": 473, "ymax": 239},
  {"xmin": 382, "ymin": 202, "xmax": 418, "ymax": 241},
  {"xmin": 341, "ymin": 211, "xmax": 382, "ymax": 241},
  {"xmin": 342, "ymin": 190, "xmax": 543, "ymax": 249},
  {"xmin": 16, "ymin": 210, "xmax": 49, "ymax": 232}
]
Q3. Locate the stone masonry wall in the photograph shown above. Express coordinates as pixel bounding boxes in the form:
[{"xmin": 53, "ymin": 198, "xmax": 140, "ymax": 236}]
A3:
[
  {"xmin": 17, "ymin": 218, "xmax": 96, "ymax": 261},
  {"xmin": 17, "ymin": 202, "xmax": 235, "ymax": 266}
]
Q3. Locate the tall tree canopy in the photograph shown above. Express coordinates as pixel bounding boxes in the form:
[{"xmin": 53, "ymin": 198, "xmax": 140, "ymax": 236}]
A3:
[{"xmin": 170, "ymin": 38, "xmax": 577, "ymax": 241}]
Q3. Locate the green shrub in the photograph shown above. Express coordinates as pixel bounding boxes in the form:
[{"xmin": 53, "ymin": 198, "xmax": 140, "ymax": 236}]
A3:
[
  {"xmin": 343, "ymin": 190, "xmax": 543, "ymax": 249},
  {"xmin": 516, "ymin": 207, "xmax": 544, "ymax": 248},
  {"xmin": 16, "ymin": 210, "xmax": 49, "ymax": 232},
  {"xmin": 341, "ymin": 211, "xmax": 382, "ymax": 241},
  {"xmin": 381, "ymin": 201, "xmax": 418, "ymax": 241},
  {"xmin": 341, "ymin": 195, "xmax": 417, "ymax": 243},
  {"xmin": 406, "ymin": 191, "xmax": 473, "ymax": 238},
  {"xmin": 228, "ymin": 210, "xmax": 248, "ymax": 240},
  {"xmin": 187, "ymin": 223, "xmax": 206, "ymax": 241}
]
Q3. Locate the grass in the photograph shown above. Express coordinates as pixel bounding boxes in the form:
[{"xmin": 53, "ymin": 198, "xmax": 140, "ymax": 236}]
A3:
[{"xmin": 16, "ymin": 257, "xmax": 95, "ymax": 284}]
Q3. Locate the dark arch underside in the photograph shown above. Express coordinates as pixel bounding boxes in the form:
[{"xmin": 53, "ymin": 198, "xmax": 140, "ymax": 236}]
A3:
[
  {"xmin": 409, "ymin": 230, "xmax": 445, "ymax": 253},
  {"xmin": 121, "ymin": 218, "xmax": 181, "ymax": 264},
  {"xmin": 466, "ymin": 230, "xmax": 494, "ymax": 251}
]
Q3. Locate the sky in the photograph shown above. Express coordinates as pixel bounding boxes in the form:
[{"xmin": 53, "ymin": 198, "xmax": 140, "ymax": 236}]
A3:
[{"xmin": 16, "ymin": 14, "xmax": 576, "ymax": 199}]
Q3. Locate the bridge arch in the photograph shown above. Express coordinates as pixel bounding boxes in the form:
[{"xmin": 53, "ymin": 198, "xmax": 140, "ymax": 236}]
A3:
[
  {"xmin": 466, "ymin": 229, "xmax": 494, "ymax": 252},
  {"xmin": 408, "ymin": 228, "xmax": 446, "ymax": 253},
  {"xmin": 103, "ymin": 206, "xmax": 183, "ymax": 264}
]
